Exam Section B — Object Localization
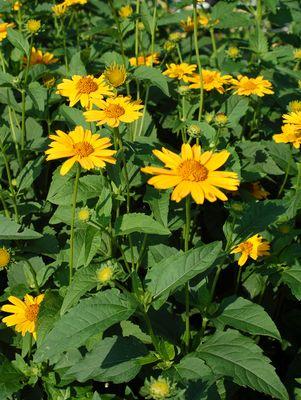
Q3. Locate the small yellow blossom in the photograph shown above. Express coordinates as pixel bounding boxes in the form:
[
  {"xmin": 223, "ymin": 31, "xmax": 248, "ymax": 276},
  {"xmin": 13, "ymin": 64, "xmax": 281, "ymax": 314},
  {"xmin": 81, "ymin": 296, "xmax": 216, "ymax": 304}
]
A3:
[
  {"xmin": 231, "ymin": 234, "xmax": 270, "ymax": 267},
  {"xmin": 27, "ymin": 19, "xmax": 41, "ymax": 34},
  {"xmin": 118, "ymin": 5, "xmax": 133, "ymax": 18},
  {"xmin": 0, "ymin": 248, "xmax": 10, "ymax": 268},
  {"xmin": 78, "ymin": 207, "xmax": 91, "ymax": 222}
]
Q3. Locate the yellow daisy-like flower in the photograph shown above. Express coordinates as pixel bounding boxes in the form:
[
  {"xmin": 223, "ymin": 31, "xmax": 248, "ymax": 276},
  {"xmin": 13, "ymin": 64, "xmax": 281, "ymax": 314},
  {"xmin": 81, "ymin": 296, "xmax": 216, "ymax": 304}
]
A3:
[
  {"xmin": 227, "ymin": 46, "xmax": 240, "ymax": 59},
  {"xmin": 104, "ymin": 63, "xmax": 127, "ymax": 88},
  {"xmin": 230, "ymin": 75, "xmax": 274, "ymax": 97},
  {"xmin": 84, "ymin": 96, "xmax": 144, "ymax": 128},
  {"xmin": 78, "ymin": 207, "xmax": 90, "ymax": 222},
  {"xmin": 97, "ymin": 266, "xmax": 114, "ymax": 284},
  {"xmin": 27, "ymin": 19, "xmax": 41, "ymax": 33},
  {"xmin": 199, "ymin": 13, "xmax": 210, "ymax": 27},
  {"xmin": 273, "ymin": 124, "xmax": 301, "ymax": 149},
  {"xmin": 249, "ymin": 182, "xmax": 269, "ymax": 200},
  {"xmin": 56, "ymin": 75, "xmax": 113, "ymax": 109},
  {"xmin": 180, "ymin": 16, "xmax": 195, "ymax": 33},
  {"xmin": 45, "ymin": 126, "xmax": 117, "ymax": 176},
  {"xmin": 129, "ymin": 53, "xmax": 160, "ymax": 67},
  {"xmin": 231, "ymin": 234, "xmax": 270, "ymax": 267},
  {"xmin": 52, "ymin": 3, "xmax": 68, "ymax": 16},
  {"xmin": 288, "ymin": 100, "xmax": 301, "ymax": 112},
  {"xmin": 64, "ymin": 0, "xmax": 87, "ymax": 5},
  {"xmin": 282, "ymin": 110, "xmax": 301, "ymax": 126},
  {"xmin": 24, "ymin": 47, "xmax": 58, "ymax": 66},
  {"xmin": 293, "ymin": 49, "xmax": 301, "ymax": 60},
  {"xmin": 118, "ymin": 5, "xmax": 133, "ymax": 18},
  {"xmin": 1, "ymin": 294, "xmax": 44, "ymax": 340},
  {"xmin": 0, "ymin": 22, "xmax": 15, "ymax": 41},
  {"xmin": 0, "ymin": 248, "xmax": 10, "ymax": 269},
  {"xmin": 141, "ymin": 143, "xmax": 239, "ymax": 204},
  {"xmin": 188, "ymin": 70, "xmax": 232, "ymax": 93},
  {"xmin": 163, "ymin": 63, "xmax": 197, "ymax": 82}
]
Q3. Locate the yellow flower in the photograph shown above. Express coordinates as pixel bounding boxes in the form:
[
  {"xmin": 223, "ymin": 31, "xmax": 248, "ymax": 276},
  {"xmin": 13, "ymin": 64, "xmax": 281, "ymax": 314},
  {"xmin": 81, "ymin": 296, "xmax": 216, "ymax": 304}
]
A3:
[
  {"xmin": 52, "ymin": 3, "xmax": 68, "ymax": 16},
  {"xmin": 24, "ymin": 47, "xmax": 58, "ymax": 66},
  {"xmin": 231, "ymin": 234, "xmax": 270, "ymax": 267},
  {"xmin": 227, "ymin": 46, "xmax": 240, "ymax": 59},
  {"xmin": 199, "ymin": 13, "xmax": 210, "ymax": 27},
  {"xmin": 0, "ymin": 248, "xmax": 10, "ymax": 268},
  {"xmin": 56, "ymin": 75, "xmax": 113, "ymax": 109},
  {"xmin": 293, "ymin": 49, "xmax": 301, "ymax": 60},
  {"xmin": 188, "ymin": 70, "xmax": 232, "ymax": 93},
  {"xmin": 288, "ymin": 100, "xmax": 301, "ymax": 112},
  {"xmin": 78, "ymin": 207, "xmax": 90, "ymax": 222},
  {"xmin": 129, "ymin": 53, "xmax": 159, "ymax": 67},
  {"xmin": 230, "ymin": 75, "xmax": 274, "ymax": 97},
  {"xmin": 97, "ymin": 266, "xmax": 114, "ymax": 284},
  {"xmin": 249, "ymin": 182, "xmax": 269, "ymax": 200},
  {"xmin": 84, "ymin": 96, "xmax": 144, "ymax": 128},
  {"xmin": 13, "ymin": 1, "xmax": 22, "ymax": 11},
  {"xmin": 282, "ymin": 110, "xmax": 301, "ymax": 126},
  {"xmin": 273, "ymin": 124, "xmax": 301, "ymax": 149},
  {"xmin": 140, "ymin": 376, "xmax": 176, "ymax": 400},
  {"xmin": 27, "ymin": 19, "xmax": 41, "ymax": 33},
  {"xmin": 215, "ymin": 113, "xmax": 228, "ymax": 126},
  {"xmin": 64, "ymin": 0, "xmax": 87, "ymax": 5},
  {"xmin": 0, "ymin": 22, "xmax": 15, "ymax": 41},
  {"xmin": 141, "ymin": 143, "xmax": 239, "ymax": 204},
  {"xmin": 1, "ymin": 294, "xmax": 44, "ymax": 340},
  {"xmin": 104, "ymin": 63, "xmax": 127, "ymax": 88},
  {"xmin": 169, "ymin": 32, "xmax": 185, "ymax": 42},
  {"xmin": 45, "ymin": 126, "xmax": 117, "ymax": 176},
  {"xmin": 163, "ymin": 63, "xmax": 197, "ymax": 82},
  {"xmin": 180, "ymin": 16, "xmax": 195, "ymax": 33},
  {"xmin": 118, "ymin": 5, "xmax": 133, "ymax": 18}
]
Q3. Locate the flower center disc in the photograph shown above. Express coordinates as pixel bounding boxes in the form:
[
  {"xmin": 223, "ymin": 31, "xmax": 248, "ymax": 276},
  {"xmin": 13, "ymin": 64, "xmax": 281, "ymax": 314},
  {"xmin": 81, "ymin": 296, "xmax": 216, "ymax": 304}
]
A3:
[
  {"xmin": 25, "ymin": 304, "xmax": 39, "ymax": 322},
  {"xmin": 73, "ymin": 141, "xmax": 94, "ymax": 157},
  {"xmin": 179, "ymin": 160, "xmax": 208, "ymax": 181},
  {"xmin": 105, "ymin": 104, "xmax": 125, "ymax": 118},
  {"xmin": 241, "ymin": 242, "xmax": 253, "ymax": 254},
  {"xmin": 77, "ymin": 77, "xmax": 98, "ymax": 94},
  {"xmin": 243, "ymin": 81, "xmax": 258, "ymax": 90}
]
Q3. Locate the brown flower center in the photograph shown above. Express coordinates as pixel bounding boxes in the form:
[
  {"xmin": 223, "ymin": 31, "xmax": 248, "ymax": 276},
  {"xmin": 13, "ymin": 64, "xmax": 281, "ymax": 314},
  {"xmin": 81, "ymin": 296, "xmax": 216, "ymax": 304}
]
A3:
[
  {"xmin": 77, "ymin": 77, "xmax": 98, "ymax": 94},
  {"xmin": 105, "ymin": 104, "xmax": 125, "ymax": 119},
  {"xmin": 25, "ymin": 304, "xmax": 39, "ymax": 322},
  {"xmin": 243, "ymin": 81, "xmax": 258, "ymax": 90},
  {"xmin": 73, "ymin": 141, "xmax": 94, "ymax": 157},
  {"xmin": 179, "ymin": 160, "xmax": 208, "ymax": 181}
]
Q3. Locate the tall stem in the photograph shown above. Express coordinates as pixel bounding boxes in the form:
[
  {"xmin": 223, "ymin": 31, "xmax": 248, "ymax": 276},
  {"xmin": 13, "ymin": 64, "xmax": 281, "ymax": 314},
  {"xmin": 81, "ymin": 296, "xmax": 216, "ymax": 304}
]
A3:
[
  {"xmin": 193, "ymin": 0, "xmax": 204, "ymax": 121},
  {"xmin": 69, "ymin": 164, "xmax": 81, "ymax": 284},
  {"xmin": 209, "ymin": 28, "xmax": 219, "ymax": 68},
  {"xmin": 150, "ymin": 0, "xmax": 158, "ymax": 67},
  {"xmin": 183, "ymin": 196, "xmax": 191, "ymax": 351},
  {"xmin": 235, "ymin": 267, "xmax": 242, "ymax": 294},
  {"xmin": 61, "ymin": 18, "xmax": 69, "ymax": 73}
]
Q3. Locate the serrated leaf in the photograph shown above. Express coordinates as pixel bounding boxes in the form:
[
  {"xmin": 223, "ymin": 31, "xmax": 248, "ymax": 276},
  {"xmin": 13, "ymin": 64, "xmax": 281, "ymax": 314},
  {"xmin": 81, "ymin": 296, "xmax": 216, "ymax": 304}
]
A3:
[
  {"xmin": 0, "ymin": 358, "xmax": 24, "ymax": 400},
  {"xmin": 37, "ymin": 290, "xmax": 63, "ymax": 346},
  {"xmin": 34, "ymin": 289, "xmax": 136, "ymax": 363},
  {"xmin": 133, "ymin": 66, "xmax": 169, "ymax": 96},
  {"xmin": 197, "ymin": 330, "xmax": 288, "ymax": 400},
  {"xmin": 115, "ymin": 213, "xmax": 170, "ymax": 236},
  {"xmin": 121, "ymin": 320, "xmax": 151, "ymax": 344},
  {"xmin": 282, "ymin": 263, "xmax": 301, "ymax": 300},
  {"xmin": 213, "ymin": 296, "xmax": 281, "ymax": 340},
  {"xmin": 146, "ymin": 242, "xmax": 222, "ymax": 309},
  {"xmin": 64, "ymin": 336, "xmax": 147, "ymax": 383},
  {"xmin": 7, "ymin": 28, "xmax": 29, "ymax": 56},
  {"xmin": 0, "ymin": 215, "xmax": 42, "ymax": 240}
]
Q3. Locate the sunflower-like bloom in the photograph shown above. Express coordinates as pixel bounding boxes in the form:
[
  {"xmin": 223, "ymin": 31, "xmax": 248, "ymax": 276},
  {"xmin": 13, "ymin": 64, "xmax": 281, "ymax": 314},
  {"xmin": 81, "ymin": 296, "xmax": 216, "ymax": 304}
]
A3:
[
  {"xmin": 180, "ymin": 16, "xmax": 195, "ymax": 32},
  {"xmin": 0, "ymin": 22, "xmax": 15, "ymax": 41},
  {"xmin": 52, "ymin": 3, "xmax": 68, "ymax": 16},
  {"xmin": 104, "ymin": 63, "xmax": 127, "ymax": 88},
  {"xmin": 199, "ymin": 13, "xmax": 210, "ymax": 27},
  {"xmin": 119, "ymin": 5, "xmax": 133, "ymax": 18},
  {"xmin": 249, "ymin": 182, "xmax": 269, "ymax": 200},
  {"xmin": 288, "ymin": 101, "xmax": 301, "ymax": 112},
  {"xmin": 163, "ymin": 63, "xmax": 197, "ymax": 82},
  {"xmin": 24, "ymin": 47, "xmax": 58, "ymax": 66},
  {"xmin": 231, "ymin": 234, "xmax": 270, "ymax": 267},
  {"xmin": 273, "ymin": 124, "xmax": 301, "ymax": 149},
  {"xmin": 64, "ymin": 0, "xmax": 87, "ymax": 5},
  {"xmin": 45, "ymin": 126, "xmax": 116, "ymax": 175},
  {"xmin": 129, "ymin": 53, "xmax": 159, "ymax": 67},
  {"xmin": 282, "ymin": 111, "xmax": 301, "ymax": 126},
  {"xmin": 84, "ymin": 96, "xmax": 144, "ymax": 128},
  {"xmin": 1, "ymin": 294, "xmax": 44, "ymax": 339},
  {"xmin": 188, "ymin": 70, "xmax": 232, "ymax": 93},
  {"xmin": 230, "ymin": 75, "xmax": 274, "ymax": 97},
  {"xmin": 141, "ymin": 143, "xmax": 239, "ymax": 204},
  {"xmin": 56, "ymin": 75, "xmax": 113, "ymax": 109}
]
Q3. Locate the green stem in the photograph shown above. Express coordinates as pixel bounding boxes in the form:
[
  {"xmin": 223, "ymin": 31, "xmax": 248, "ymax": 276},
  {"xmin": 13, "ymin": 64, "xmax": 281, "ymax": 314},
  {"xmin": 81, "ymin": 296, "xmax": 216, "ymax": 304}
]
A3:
[
  {"xmin": 210, "ymin": 265, "xmax": 222, "ymax": 301},
  {"xmin": 137, "ymin": 86, "xmax": 150, "ymax": 138},
  {"xmin": 209, "ymin": 28, "xmax": 219, "ymax": 68},
  {"xmin": 8, "ymin": 107, "xmax": 22, "ymax": 167},
  {"xmin": 114, "ymin": 128, "xmax": 131, "ymax": 213},
  {"xmin": 193, "ymin": 0, "xmax": 204, "ymax": 121},
  {"xmin": 69, "ymin": 164, "xmax": 81, "ymax": 284},
  {"xmin": 0, "ymin": 192, "xmax": 10, "ymax": 218},
  {"xmin": 235, "ymin": 267, "xmax": 242, "ymax": 294},
  {"xmin": 277, "ymin": 158, "xmax": 291, "ymax": 197},
  {"xmin": 184, "ymin": 196, "xmax": 191, "ymax": 351},
  {"xmin": 143, "ymin": 309, "xmax": 160, "ymax": 353},
  {"xmin": 150, "ymin": 0, "xmax": 158, "ymax": 67},
  {"xmin": 256, "ymin": 0, "xmax": 262, "ymax": 29},
  {"xmin": 176, "ymin": 43, "xmax": 183, "ymax": 63}
]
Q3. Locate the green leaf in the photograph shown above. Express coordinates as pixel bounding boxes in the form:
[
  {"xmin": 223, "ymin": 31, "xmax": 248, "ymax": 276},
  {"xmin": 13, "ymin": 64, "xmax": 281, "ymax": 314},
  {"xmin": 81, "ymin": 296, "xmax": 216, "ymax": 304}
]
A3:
[
  {"xmin": 0, "ymin": 71, "xmax": 14, "ymax": 86},
  {"xmin": 60, "ymin": 263, "xmax": 99, "ymax": 315},
  {"xmin": 249, "ymin": 27, "xmax": 268, "ymax": 55},
  {"xmin": 37, "ymin": 290, "xmax": 63, "ymax": 346},
  {"xmin": 28, "ymin": 82, "xmax": 47, "ymax": 111},
  {"xmin": 16, "ymin": 156, "xmax": 43, "ymax": 193},
  {"xmin": 219, "ymin": 96, "xmax": 249, "ymax": 128},
  {"xmin": 282, "ymin": 263, "xmax": 301, "ymax": 300},
  {"xmin": 174, "ymin": 354, "xmax": 213, "ymax": 382},
  {"xmin": 197, "ymin": 330, "xmax": 288, "ymax": 400},
  {"xmin": 0, "ymin": 358, "xmax": 24, "ymax": 400},
  {"xmin": 7, "ymin": 28, "xmax": 29, "ymax": 56},
  {"xmin": 144, "ymin": 187, "xmax": 169, "ymax": 227},
  {"xmin": 0, "ymin": 215, "xmax": 42, "ymax": 240},
  {"xmin": 133, "ymin": 66, "xmax": 169, "ymax": 96},
  {"xmin": 121, "ymin": 320, "xmax": 151, "ymax": 344},
  {"xmin": 146, "ymin": 242, "xmax": 222, "ymax": 309},
  {"xmin": 59, "ymin": 104, "xmax": 89, "ymax": 129},
  {"xmin": 64, "ymin": 336, "xmax": 147, "ymax": 384},
  {"xmin": 213, "ymin": 296, "xmax": 281, "ymax": 340},
  {"xmin": 115, "ymin": 213, "xmax": 170, "ymax": 236},
  {"xmin": 69, "ymin": 51, "xmax": 87, "ymax": 75},
  {"xmin": 34, "ymin": 289, "xmax": 137, "ymax": 363}
]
